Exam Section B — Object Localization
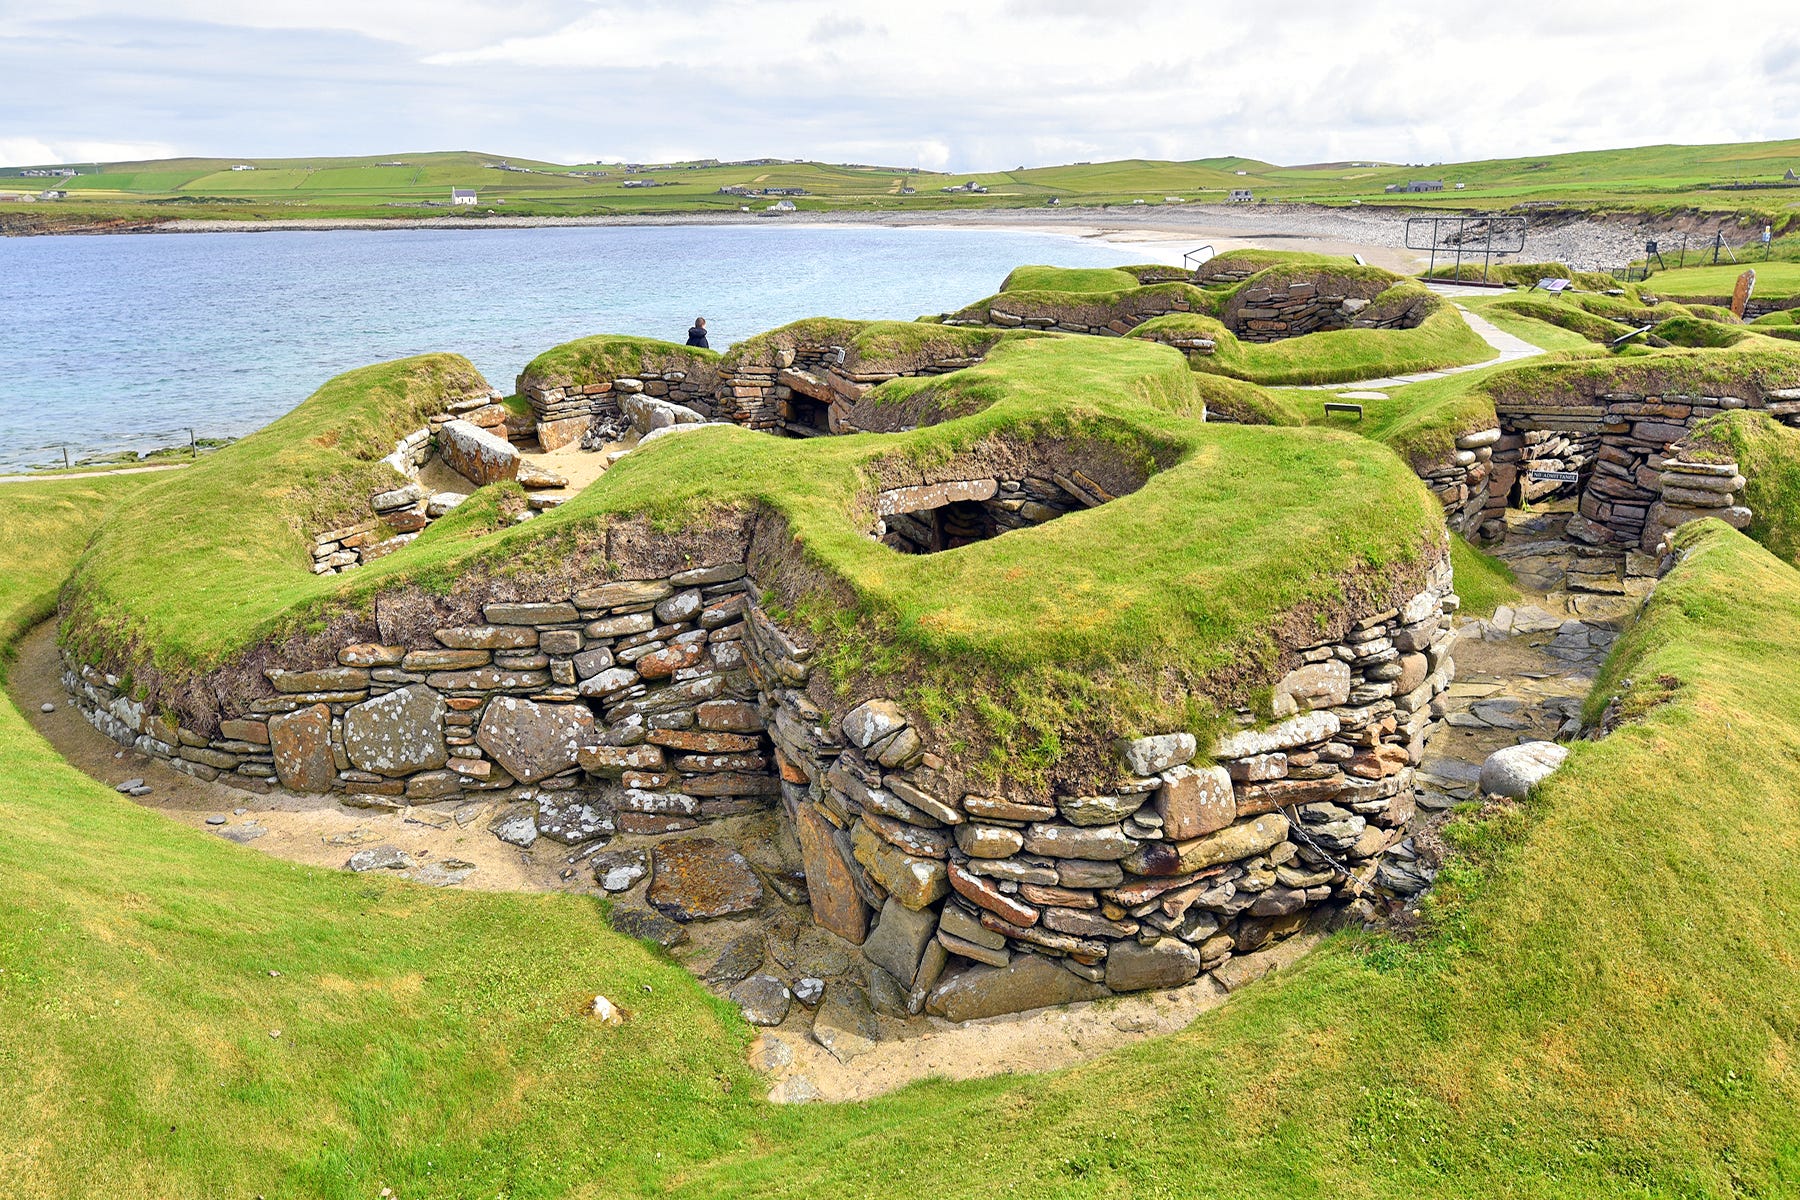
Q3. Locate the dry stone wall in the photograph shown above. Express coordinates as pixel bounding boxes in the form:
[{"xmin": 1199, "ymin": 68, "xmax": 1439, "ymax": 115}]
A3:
[
  {"xmin": 62, "ymin": 537, "xmax": 1456, "ymax": 1021},
  {"xmin": 1491, "ymin": 386, "xmax": 1795, "ymax": 549},
  {"xmin": 714, "ymin": 341, "xmax": 985, "ymax": 436},
  {"xmin": 1430, "ymin": 384, "xmax": 1798, "ymax": 546},
  {"xmin": 749, "ymin": 560, "xmax": 1457, "ymax": 1020},
  {"xmin": 1222, "ymin": 280, "xmax": 1427, "ymax": 344},
  {"xmin": 944, "ymin": 292, "xmax": 1201, "ymax": 339},
  {"xmin": 1643, "ymin": 442, "xmax": 1750, "ymax": 554},
  {"xmin": 519, "ymin": 369, "xmax": 717, "ymax": 450}
]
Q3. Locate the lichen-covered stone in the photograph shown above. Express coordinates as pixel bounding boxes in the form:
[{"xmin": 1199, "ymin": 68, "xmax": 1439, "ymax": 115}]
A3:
[
  {"xmin": 1115, "ymin": 733, "xmax": 1196, "ymax": 776},
  {"xmin": 438, "ymin": 418, "xmax": 519, "ymax": 486},
  {"xmin": 267, "ymin": 703, "xmax": 335, "ymax": 793},
  {"xmin": 343, "ymin": 684, "xmax": 448, "ymax": 777},
  {"xmin": 1123, "ymin": 812, "xmax": 1292, "ymax": 876},
  {"xmin": 1154, "ymin": 763, "xmax": 1236, "ymax": 840},
  {"xmin": 648, "ymin": 838, "xmax": 765, "ymax": 921},
  {"xmin": 851, "ymin": 822, "xmax": 948, "ymax": 910},
  {"xmin": 475, "ymin": 695, "xmax": 594, "ymax": 783}
]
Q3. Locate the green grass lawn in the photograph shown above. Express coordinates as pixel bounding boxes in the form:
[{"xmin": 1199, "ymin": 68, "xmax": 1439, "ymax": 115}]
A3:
[
  {"xmin": 1447, "ymin": 535, "xmax": 1519, "ymax": 616},
  {"xmin": 11, "ymin": 468, "xmax": 1800, "ymax": 1195},
  {"xmin": 1648, "ymin": 261, "xmax": 1800, "ymax": 299}
]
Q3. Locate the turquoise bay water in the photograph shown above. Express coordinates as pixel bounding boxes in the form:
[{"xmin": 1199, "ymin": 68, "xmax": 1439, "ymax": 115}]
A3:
[{"xmin": 0, "ymin": 224, "xmax": 1152, "ymax": 470}]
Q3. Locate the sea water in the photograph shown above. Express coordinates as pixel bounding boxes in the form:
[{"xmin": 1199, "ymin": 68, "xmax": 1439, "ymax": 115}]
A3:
[{"xmin": 0, "ymin": 223, "xmax": 1158, "ymax": 470}]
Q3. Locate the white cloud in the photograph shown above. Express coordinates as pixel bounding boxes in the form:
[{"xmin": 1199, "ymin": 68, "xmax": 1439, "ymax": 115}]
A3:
[
  {"xmin": 0, "ymin": 1, "xmax": 1795, "ymax": 170},
  {"xmin": 0, "ymin": 137, "xmax": 176, "ymax": 167}
]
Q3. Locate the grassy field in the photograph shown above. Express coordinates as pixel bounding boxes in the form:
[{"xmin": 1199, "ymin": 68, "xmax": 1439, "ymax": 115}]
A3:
[
  {"xmin": 1646, "ymin": 261, "xmax": 1800, "ymax": 300},
  {"xmin": 8, "ymin": 138, "xmax": 1800, "ymax": 230},
  {"xmin": 10, "ymin": 468, "xmax": 1800, "ymax": 1194}
]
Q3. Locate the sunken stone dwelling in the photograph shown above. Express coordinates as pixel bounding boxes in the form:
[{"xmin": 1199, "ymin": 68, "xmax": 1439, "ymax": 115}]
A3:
[{"xmin": 57, "ymin": 263, "xmax": 1519, "ymax": 1025}]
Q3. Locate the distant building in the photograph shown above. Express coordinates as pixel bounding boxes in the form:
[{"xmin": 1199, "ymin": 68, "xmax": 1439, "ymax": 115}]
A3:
[
  {"xmin": 39, "ymin": 189, "xmax": 67, "ymax": 200},
  {"xmin": 451, "ymin": 189, "xmax": 478, "ymax": 205},
  {"xmin": 1384, "ymin": 184, "xmax": 1402, "ymax": 193},
  {"xmin": 1405, "ymin": 180, "xmax": 1445, "ymax": 193},
  {"xmin": 941, "ymin": 181, "xmax": 988, "ymax": 194},
  {"xmin": 717, "ymin": 185, "xmax": 752, "ymax": 196},
  {"xmin": 1045, "ymin": 196, "xmax": 1060, "ymax": 206},
  {"xmin": 0, "ymin": 192, "xmax": 35, "ymax": 203},
  {"xmin": 760, "ymin": 187, "xmax": 807, "ymax": 196},
  {"xmin": 1788, "ymin": 168, "xmax": 1799, "ymax": 182},
  {"xmin": 621, "ymin": 179, "xmax": 663, "ymax": 188},
  {"xmin": 1164, "ymin": 196, "xmax": 1186, "ymax": 203},
  {"xmin": 1234, "ymin": 170, "xmax": 1249, "ymax": 176},
  {"xmin": 1454, "ymin": 182, "xmax": 1466, "ymax": 190},
  {"xmin": 1229, "ymin": 189, "xmax": 1254, "ymax": 202},
  {"xmin": 899, "ymin": 186, "xmax": 916, "ymax": 195},
  {"xmin": 230, "ymin": 164, "xmax": 257, "ymax": 171},
  {"xmin": 767, "ymin": 199, "xmax": 797, "ymax": 213}
]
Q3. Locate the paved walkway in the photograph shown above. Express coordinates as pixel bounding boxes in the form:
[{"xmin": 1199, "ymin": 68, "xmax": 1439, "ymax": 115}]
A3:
[{"xmin": 1295, "ymin": 283, "xmax": 1543, "ymax": 393}]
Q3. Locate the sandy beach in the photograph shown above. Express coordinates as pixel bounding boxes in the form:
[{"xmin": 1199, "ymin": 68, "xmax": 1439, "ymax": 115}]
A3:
[{"xmin": 143, "ymin": 202, "xmax": 1663, "ymax": 273}]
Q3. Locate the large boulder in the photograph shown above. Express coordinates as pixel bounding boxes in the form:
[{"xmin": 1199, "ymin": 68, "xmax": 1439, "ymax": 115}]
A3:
[
  {"xmin": 342, "ymin": 685, "xmax": 448, "ymax": 777},
  {"xmin": 1479, "ymin": 741, "xmax": 1569, "ymax": 800},
  {"xmin": 475, "ymin": 695, "xmax": 595, "ymax": 783},
  {"xmin": 438, "ymin": 418, "xmax": 519, "ymax": 487},
  {"xmin": 267, "ymin": 703, "xmax": 336, "ymax": 793}
]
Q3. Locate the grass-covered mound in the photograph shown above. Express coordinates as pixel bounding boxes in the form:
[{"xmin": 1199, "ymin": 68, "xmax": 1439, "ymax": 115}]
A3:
[
  {"xmin": 1138, "ymin": 285, "xmax": 1493, "ymax": 386},
  {"xmin": 1486, "ymin": 295, "xmax": 1635, "ymax": 344},
  {"xmin": 1422, "ymin": 260, "xmax": 1618, "ymax": 290},
  {"xmin": 996, "ymin": 264, "xmax": 1141, "ymax": 293},
  {"xmin": 1651, "ymin": 317, "xmax": 1757, "ymax": 349},
  {"xmin": 514, "ymin": 334, "xmax": 719, "ymax": 394},
  {"xmin": 1195, "ymin": 248, "xmax": 1362, "ymax": 282},
  {"xmin": 57, "ymin": 354, "xmax": 496, "ymax": 675},
  {"xmin": 61, "ymin": 332, "xmax": 1444, "ymax": 785},
  {"xmin": 1685, "ymin": 410, "xmax": 1800, "ymax": 565},
  {"xmin": 674, "ymin": 519, "xmax": 1800, "ymax": 1198},
  {"xmin": 720, "ymin": 317, "xmax": 1010, "ymax": 373},
  {"xmin": 0, "ymin": 484, "xmax": 768, "ymax": 1198},
  {"xmin": 1345, "ymin": 342, "xmax": 1800, "ymax": 471},
  {"xmin": 945, "ymin": 279, "xmax": 1217, "ymax": 329},
  {"xmin": 1647, "ymin": 261, "xmax": 1800, "ymax": 301}
]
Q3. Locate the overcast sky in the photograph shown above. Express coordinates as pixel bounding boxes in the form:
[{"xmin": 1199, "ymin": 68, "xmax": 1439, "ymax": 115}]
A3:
[{"xmin": 2, "ymin": 0, "xmax": 1796, "ymax": 170}]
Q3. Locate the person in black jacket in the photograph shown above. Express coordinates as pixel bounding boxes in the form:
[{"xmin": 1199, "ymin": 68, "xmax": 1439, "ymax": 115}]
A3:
[{"xmin": 686, "ymin": 317, "xmax": 709, "ymax": 349}]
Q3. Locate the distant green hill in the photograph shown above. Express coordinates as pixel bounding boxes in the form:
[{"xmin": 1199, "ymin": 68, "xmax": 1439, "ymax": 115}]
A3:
[{"xmin": 5, "ymin": 139, "xmax": 1800, "ymax": 229}]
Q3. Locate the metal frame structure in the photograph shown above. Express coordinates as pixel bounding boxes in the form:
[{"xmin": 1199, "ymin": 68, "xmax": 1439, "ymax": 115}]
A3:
[{"xmin": 1404, "ymin": 215, "xmax": 1529, "ymax": 282}]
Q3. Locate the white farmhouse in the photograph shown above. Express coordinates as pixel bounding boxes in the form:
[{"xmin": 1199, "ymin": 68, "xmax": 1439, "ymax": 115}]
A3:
[{"xmin": 451, "ymin": 189, "xmax": 478, "ymax": 206}]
